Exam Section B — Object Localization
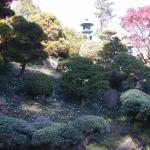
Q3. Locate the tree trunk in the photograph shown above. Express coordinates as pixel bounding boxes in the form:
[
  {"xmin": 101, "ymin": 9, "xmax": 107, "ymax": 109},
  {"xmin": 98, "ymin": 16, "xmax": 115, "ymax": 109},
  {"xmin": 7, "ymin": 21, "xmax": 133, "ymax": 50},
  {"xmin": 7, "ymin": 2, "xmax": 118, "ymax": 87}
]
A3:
[
  {"xmin": 81, "ymin": 99, "xmax": 85, "ymax": 107},
  {"xmin": 19, "ymin": 63, "xmax": 26, "ymax": 76}
]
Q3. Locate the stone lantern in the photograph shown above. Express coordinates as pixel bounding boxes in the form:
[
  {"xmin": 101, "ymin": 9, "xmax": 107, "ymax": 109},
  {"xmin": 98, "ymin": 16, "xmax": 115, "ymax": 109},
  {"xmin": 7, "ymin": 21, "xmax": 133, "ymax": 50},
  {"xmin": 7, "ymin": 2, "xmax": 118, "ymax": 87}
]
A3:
[{"xmin": 80, "ymin": 19, "xmax": 93, "ymax": 40}]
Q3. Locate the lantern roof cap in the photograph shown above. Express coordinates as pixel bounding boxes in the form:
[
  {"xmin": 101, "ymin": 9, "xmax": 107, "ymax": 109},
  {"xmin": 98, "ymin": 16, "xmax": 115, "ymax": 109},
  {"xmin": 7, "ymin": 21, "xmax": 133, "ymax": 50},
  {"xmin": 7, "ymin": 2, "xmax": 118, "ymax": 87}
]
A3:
[{"xmin": 80, "ymin": 19, "xmax": 93, "ymax": 27}]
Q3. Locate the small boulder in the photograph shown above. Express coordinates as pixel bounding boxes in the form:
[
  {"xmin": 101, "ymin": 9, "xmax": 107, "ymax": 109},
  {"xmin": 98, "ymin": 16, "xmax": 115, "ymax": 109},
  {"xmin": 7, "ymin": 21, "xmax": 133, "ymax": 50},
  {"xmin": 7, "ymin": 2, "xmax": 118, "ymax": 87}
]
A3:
[{"xmin": 104, "ymin": 89, "xmax": 119, "ymax": 108}]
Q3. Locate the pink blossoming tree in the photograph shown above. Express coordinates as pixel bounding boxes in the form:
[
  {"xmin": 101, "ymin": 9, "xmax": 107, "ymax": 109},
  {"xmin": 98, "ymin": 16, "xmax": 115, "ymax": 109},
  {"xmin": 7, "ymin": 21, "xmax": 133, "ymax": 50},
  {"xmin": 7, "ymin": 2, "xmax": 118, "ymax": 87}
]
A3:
[{"xmin": 121, "ymin": 5, "xmax": 150, "ymax": 64}]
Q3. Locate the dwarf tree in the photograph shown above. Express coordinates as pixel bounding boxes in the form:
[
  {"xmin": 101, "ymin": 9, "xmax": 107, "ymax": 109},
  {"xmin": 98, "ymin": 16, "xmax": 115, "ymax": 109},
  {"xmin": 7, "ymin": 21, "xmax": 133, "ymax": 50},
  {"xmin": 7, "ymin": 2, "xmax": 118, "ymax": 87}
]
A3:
[{"xmin": 5, "ymin": 16, "xmax": 48, "ymax": 75}]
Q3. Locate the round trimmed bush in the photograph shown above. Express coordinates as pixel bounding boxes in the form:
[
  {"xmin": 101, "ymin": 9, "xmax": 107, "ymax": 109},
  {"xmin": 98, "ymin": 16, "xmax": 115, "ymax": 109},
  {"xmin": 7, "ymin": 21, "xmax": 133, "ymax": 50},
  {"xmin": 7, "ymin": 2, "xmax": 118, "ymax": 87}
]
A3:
[
  {"xmin": 121, "ymin": 89, "xmax": 150, "ymax": 123},
  {"xmin": 24, "ymin": 74, "xmax": 53, "ymax": 96}
]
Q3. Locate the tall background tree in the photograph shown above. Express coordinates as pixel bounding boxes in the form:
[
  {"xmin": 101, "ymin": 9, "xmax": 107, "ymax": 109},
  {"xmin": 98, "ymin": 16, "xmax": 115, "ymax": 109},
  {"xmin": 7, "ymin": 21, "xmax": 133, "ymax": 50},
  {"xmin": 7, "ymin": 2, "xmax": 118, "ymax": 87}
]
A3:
[
  {"xmin": 14, "ymin": 0, "xmax": 40, "ymax": 19},
  {"xmin": 121, "ymin": 6, "xmax": 150, "ymax": 65},
  {"xmin": 30, "ymin": 12, "xmax": 70, "ymax": 59},
  {"xmin": 95, "ymin": 0, "xmax": 114, "ymax": 31},
  {"xmin": 63, "ymin": 27, "xmax": 86, "ymax": 56}
]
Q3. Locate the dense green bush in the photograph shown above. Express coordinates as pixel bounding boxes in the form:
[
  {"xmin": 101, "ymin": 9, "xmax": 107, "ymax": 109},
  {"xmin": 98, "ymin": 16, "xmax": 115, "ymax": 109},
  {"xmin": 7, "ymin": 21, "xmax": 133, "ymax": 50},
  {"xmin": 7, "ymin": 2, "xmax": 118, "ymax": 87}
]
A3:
[
  {"xmin": 121, "ymin": 89, "xmax": 150, "ymax": 123},
  {"xmin": 0, "ymin": 116, "xmax": 35, "ymax": 148},
  {"xmin": 60, "ymin": 56, "xmax": 109, "ymax": 103},
  {"xmin": 24, "ymin": 74, "xmax": 53, "ymax": 97},
  {"xmin": 112, "ymin": 52, "xmax": 150, "ymax": 91},
  {"xmin": 112, "ymin": 52, "xmax": 150, "ymax": 79},
  {"xmin": 32, "ymin": 115, "xmax": 110, "ymax": 149}
]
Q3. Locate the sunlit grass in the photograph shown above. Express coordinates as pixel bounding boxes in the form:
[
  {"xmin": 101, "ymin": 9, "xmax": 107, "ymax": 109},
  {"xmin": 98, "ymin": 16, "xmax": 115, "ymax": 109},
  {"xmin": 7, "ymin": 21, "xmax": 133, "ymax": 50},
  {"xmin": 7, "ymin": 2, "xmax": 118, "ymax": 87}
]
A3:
[
  {"xmin": 86, "ymin": 134, "xmax": 131, "ymax": 150},
  {"xmin": 144, "ymin": 146, "xmax": 150, "ymax": 150},
  {"xmin": 116, "ymin": 115, "xmax": 127, "ymax": 122},
  {"xmin": 87, "ymin": 144, "xmax": 108, "ymax": 150},
  {"xmin": 21, "ymin": 103, "xmax": 42, "ymax": 113}
]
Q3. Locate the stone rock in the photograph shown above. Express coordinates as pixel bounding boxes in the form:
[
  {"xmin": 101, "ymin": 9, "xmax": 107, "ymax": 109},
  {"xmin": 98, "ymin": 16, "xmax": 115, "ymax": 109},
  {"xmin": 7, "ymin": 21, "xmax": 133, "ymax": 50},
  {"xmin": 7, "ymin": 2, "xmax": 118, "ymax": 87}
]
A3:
[
  {"xmin": 43, "ymin": 57, "xmax": 59, "ymax": 69},
  {"xmin": 104, "ymin": 89, "xmax": 119, "ymax": 108},
  {"xmin": 9, "ymin": 62, "xmax": 21, "ymax": 75}
]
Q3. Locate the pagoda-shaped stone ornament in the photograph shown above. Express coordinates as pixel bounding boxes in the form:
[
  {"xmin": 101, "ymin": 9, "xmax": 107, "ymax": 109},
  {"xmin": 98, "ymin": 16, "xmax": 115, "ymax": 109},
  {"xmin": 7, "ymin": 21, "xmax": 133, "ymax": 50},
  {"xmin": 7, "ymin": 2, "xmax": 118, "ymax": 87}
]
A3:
[{"xmin": 80, "ymin": 19, "xmax": 93, "ymax": 40}]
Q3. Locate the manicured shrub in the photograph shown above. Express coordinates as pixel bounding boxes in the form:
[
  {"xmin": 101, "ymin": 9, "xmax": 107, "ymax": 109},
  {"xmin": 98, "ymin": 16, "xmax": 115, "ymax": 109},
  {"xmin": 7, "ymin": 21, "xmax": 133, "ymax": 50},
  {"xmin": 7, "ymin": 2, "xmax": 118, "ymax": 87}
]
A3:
[
  {"xmin": 121, "ymin": 89, "xmax": 150, "ymax": 123},
  {"xmin": 32, "ymin": 115, "xmax": 110, "ymax": 149},
  {"xmin": 24, "ymin": 73, "xmax": 53, "ymax": 97},
  {"xmin": 60, "ymin": 56, "xmax": 109, "ymax": 103},
  {"xmin": 0, "ymin": 116, "xmax": 35, "ymax": 148}
]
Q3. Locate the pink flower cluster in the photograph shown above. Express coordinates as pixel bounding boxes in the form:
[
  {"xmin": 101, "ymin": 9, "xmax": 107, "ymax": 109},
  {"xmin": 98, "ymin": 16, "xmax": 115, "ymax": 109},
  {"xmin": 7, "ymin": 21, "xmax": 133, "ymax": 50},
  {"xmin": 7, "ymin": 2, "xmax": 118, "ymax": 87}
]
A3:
[{"xmin": 121, "ymin": 5, "xmax": 150, "ymax": 51}]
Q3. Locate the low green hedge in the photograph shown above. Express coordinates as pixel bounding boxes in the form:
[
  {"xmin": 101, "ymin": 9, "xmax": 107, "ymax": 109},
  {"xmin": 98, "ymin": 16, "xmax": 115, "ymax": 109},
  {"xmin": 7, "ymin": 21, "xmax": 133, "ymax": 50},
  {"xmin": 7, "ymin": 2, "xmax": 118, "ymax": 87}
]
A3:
[
  {"xmin": 121, "ymin": 89, "xmax": 150, "ymax": 123},
  {"xmin": 32, "ymin": 115, "xmax": 110, "ymax": 149},
  {"xmin": 24, "ymin": 73, "xmax": 53, "ymax": 97},
  {"xmin": 0, "ymin": 115, "xmax": 109, "ymax": 149}
]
